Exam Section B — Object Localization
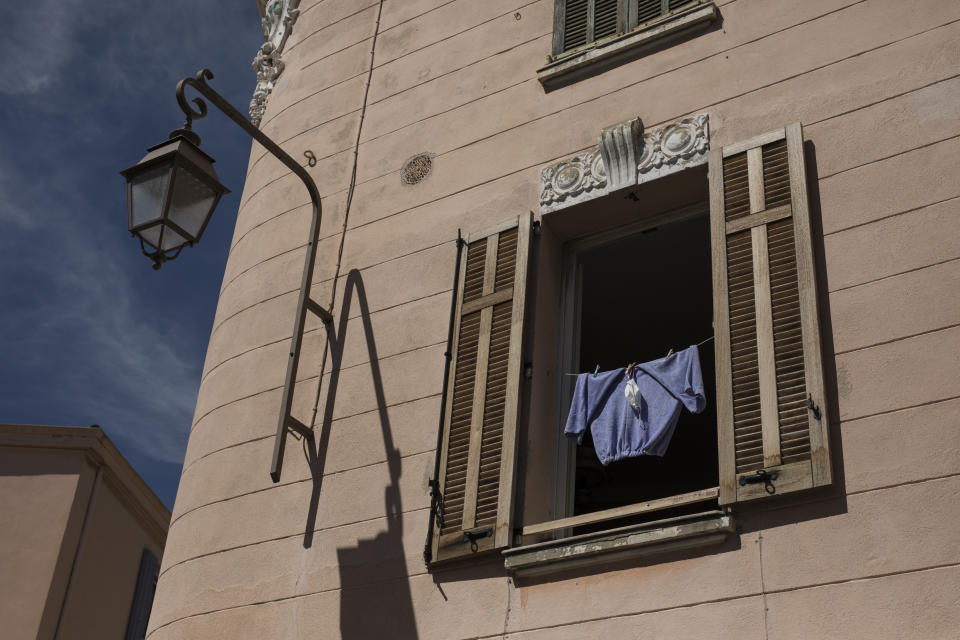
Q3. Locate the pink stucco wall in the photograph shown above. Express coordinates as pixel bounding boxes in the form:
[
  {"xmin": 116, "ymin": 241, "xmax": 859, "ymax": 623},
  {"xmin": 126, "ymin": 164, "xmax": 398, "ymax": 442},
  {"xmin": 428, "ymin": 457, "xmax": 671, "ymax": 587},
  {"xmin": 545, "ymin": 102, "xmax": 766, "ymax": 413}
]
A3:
[
  {"xmin": 148, "ymin": 0, "xmax": 960, "ymax": 637},
  {"xmin": 0, "ymin": 426, "xmax": 168, "ymax": 640}
]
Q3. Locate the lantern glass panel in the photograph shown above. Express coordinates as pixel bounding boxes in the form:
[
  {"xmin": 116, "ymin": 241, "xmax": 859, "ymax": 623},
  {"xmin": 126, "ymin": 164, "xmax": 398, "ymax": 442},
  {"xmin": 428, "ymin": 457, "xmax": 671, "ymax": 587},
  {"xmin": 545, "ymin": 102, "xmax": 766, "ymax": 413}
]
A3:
[
  {"xmin": 130, "ymin": 161, "xmax": 173, "ymax": 228},
  {"xmin": 168, "ymin": 164, "xmax": 217, "ymax": 240},
  {"xmin": 139, "ymin": 225, "xmax": 162, "ymax": 249},
  {"xmin": 160, "ymin": 225, "xmax": 188, "ymax": 251}
]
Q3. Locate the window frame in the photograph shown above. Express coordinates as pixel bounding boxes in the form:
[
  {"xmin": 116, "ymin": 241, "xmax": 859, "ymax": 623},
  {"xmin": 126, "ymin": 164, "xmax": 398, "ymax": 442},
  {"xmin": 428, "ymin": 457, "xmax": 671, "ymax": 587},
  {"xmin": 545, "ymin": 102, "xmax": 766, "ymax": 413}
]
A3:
[{"xmin": 543, "ymin": 203, "xmax": 721, "ymax": 538}]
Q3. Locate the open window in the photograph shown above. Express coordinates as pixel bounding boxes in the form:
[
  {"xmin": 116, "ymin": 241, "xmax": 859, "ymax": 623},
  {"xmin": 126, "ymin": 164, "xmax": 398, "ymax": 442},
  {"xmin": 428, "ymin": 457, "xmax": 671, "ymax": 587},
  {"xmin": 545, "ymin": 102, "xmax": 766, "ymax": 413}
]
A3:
[
  {"xmin": 553, "ymin": 208, "xmax": 720, "ymax": 536},
  {"xmin": 427, "ymin": 123, "xmax": 833, "ymax": 574}
]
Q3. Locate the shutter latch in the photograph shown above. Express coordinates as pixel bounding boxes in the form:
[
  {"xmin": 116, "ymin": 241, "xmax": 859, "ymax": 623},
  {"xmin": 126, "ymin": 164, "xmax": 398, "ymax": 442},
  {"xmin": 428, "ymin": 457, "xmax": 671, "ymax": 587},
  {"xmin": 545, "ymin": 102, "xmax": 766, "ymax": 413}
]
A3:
[
  {"xmin": 807, "ymin": 394, "xmax": 822, "ymax": 421},
  {"xmin": 739, "ymin": 469, "xmax": 780, "ymax": 494},
  {"xmin": 462, "ymin": 528, "xmax": 493, "ymax": 552}
]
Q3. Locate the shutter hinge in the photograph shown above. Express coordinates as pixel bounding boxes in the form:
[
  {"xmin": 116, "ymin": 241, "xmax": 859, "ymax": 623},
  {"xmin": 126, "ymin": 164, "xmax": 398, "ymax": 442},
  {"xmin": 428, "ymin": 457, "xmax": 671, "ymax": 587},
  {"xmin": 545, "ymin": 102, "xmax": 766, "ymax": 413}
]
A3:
[
  {"xmin": 807, "ymin": 394, "xmax": 822, "ymax": 421},
  {"xmin": 428, "ymin": 478, "xmax": 444, "ymax": 529},
  {"xmin": 739, "ymin": 469, "xmax": 780, "ymax": 494},
  {"xmin": 462, "ymin": 528, "xmax": 493, "ymax": 553},
  {"xmin": 532, "ymin": 219, "xmax": 541, "ymax": 236}
]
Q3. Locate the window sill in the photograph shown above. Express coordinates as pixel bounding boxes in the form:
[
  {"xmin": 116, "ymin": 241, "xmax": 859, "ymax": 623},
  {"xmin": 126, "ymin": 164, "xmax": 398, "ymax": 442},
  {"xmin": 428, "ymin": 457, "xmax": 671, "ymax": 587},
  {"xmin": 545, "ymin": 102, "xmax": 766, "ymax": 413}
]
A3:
[
  {"xmin": 502, "ymin": 510, "xmax": 733, "ymax": 577},
  {"xmin": 537, "ymin": 3, "xmax": 719, "ymax": 92}
]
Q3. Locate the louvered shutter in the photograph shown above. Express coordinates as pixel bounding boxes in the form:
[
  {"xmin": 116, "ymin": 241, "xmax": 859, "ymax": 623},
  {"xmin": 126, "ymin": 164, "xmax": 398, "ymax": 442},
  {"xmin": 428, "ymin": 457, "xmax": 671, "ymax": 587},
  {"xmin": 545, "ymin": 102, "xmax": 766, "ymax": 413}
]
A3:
[
  {"xmin": 431, "ymin": 213, "xmax": 533, "ymax": 563},
  {"xmin": 634, "ymin": 1, "xmax": 695, "ymax": 27},
  {"xmin": 709, "ymin": 123, "xmax": 832, "ymax": 505},
  {"xmin": 554, "ymin": 0, "xmax": 624, "ymax": 55},
  {"xmin": 594, "ymin": 0, "xmax": 620, "ymax": 41},
  {"xmin": 125, "ymin": 549, "xmax": 159, "ymax": 640},
  {"xmin": 635, "ymin": 0, "xmax": 664, "ymax": 24}
]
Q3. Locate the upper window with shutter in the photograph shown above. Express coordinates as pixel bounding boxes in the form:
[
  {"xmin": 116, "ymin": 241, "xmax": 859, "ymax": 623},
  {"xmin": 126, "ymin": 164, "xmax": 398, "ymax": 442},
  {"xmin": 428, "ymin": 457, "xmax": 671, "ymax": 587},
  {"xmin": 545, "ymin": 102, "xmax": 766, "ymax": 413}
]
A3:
[
  {"xmin": 552, "ymin": 0, "xmax": 708, "ymax": 55},
  {"xmin": 429, "ymin": 214, "xmax": 533, "ymax": 564},
  {"xmin": 541, "ymin": 0, "xmax": 719, "ymax": 90}
]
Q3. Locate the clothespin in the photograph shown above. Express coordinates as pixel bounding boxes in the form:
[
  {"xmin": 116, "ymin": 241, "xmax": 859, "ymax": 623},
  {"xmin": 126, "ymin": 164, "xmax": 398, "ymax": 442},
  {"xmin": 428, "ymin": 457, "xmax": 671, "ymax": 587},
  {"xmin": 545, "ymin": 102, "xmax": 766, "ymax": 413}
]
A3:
[
  {"xmin": 666, "ymin": 348, "xmax": 674, "ymax": 358},
  {"xmin": 593, "ymin": 364, "xmax": 600, "ymax": 376},
  {"xmin": 625, "ymin": 362, "xmax": 637, "ymax": 378}
]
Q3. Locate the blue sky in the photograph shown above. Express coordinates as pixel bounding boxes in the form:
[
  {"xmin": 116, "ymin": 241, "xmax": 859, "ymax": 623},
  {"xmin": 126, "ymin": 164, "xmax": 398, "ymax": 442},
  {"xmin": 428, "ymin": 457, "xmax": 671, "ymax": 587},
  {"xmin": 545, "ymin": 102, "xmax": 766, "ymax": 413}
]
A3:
[{"xmin": 1, "ymin": 1, "xmax": 265, "ymax": 508}]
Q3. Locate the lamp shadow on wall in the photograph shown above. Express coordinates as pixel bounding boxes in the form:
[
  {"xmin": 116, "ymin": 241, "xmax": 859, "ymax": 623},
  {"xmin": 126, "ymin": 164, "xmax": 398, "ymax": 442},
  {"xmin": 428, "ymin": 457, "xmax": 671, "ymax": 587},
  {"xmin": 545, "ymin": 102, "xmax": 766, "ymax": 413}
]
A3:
[{"xmin": 300, "ymin": 268, "xmax": 419, "ymax": 638}]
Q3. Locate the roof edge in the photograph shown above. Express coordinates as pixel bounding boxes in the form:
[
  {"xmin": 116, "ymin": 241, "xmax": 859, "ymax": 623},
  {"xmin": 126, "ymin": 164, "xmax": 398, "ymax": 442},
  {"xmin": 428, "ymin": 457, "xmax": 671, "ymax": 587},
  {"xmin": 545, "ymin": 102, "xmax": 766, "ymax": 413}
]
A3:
[{"xmin": 0, "ymin": 424, "xmax": 171, "ymax": 545}]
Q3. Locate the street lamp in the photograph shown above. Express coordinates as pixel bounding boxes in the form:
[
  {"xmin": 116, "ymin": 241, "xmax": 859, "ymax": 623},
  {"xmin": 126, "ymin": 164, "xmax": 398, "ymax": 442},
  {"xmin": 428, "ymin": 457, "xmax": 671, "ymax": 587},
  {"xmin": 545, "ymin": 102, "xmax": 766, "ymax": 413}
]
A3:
[
  {"xmin": 121, "ymin": 126, "xmax": 229, "ymax": 269},
  {"xmin": 121, "ymin": 69, "xmax": 332, "ymax": 482}
]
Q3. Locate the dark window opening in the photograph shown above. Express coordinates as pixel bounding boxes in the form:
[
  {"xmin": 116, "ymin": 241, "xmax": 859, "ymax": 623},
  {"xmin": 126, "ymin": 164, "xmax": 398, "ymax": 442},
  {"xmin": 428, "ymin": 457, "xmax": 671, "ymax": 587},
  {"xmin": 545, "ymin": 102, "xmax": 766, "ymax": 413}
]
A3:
[{"xmin": 570, "ymin": 213, "xmax": 718, "ymax": 530}]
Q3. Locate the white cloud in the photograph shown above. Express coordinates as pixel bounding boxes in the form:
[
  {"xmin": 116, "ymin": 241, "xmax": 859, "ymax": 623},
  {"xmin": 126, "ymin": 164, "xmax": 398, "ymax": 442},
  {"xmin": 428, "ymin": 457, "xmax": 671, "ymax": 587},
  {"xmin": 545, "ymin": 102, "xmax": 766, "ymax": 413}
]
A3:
[
  {"xmin": 0, "ymin": 155, "xmax": 200, "ymax": 465},
  {"xmin": 0, "ymin": 0, "xmax": 263, "ymax": 471},
  {"xmin": 0, "ymin": 0, "xmax": 85, "ymax": 96}
]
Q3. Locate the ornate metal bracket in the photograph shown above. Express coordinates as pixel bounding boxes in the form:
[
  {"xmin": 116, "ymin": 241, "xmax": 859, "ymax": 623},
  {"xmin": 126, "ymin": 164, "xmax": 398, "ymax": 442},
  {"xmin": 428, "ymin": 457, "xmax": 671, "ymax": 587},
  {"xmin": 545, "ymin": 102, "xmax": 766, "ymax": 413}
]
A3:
[{"xmin": 175, "ymin": 69, "xmax": 332, "ymax": 484}]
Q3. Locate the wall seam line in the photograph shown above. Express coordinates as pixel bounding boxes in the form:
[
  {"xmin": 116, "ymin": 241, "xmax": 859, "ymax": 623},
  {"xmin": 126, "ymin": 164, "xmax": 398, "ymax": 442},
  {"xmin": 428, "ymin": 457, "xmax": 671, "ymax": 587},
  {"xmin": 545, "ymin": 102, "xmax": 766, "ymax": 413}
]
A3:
[
  {"xmin": 184, "ymin": 392, "xmax": 442, "ymax": 470},
  {"xmin": 158, "ymin": 506, "xmax": 431, "ymax": 580}
]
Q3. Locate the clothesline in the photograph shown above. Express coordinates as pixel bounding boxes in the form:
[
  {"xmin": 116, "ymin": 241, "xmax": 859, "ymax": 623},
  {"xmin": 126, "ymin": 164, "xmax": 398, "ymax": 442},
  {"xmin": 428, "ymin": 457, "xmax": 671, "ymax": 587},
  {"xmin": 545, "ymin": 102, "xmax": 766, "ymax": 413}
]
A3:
[{"xmin": 564, "ymin": 335, "xmax": 715, "ymax": 377}]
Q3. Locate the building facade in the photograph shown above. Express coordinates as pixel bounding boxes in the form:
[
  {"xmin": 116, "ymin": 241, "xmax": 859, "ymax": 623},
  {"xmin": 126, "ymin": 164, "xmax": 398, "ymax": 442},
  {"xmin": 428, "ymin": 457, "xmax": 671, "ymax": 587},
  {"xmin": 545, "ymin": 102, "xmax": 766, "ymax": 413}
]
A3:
[
  {"xmin": 1, "ymin": 425, "xmax": 169, "ymax": 640},
  {"xmin": 148, "ymin": 0, "xmax": 960, "ymax": 637}
]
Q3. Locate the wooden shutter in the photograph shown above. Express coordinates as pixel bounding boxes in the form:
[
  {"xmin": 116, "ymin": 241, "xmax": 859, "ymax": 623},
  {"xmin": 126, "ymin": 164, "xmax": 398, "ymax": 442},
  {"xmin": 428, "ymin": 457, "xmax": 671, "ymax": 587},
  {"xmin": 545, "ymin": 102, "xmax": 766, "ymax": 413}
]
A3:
[
  {"xmin": 431, "ymin": 213, "xmax": 533, "ymax": 563},
  {"xmin": 125, "ymin": 549, "xmax": 159, "ymax": 640},
  {"xmin": 667, "ymin": 0, "xmax": 694, "ymax": 12},
  {"xmin": 554, "ymin": 0, "xmax": 624, "ymax": 55},
  {"xmin": 636, "ymin": 0, "xmax": 664, "ymax": 24},
  {"xmin": 709, "ymin": 123, "xmax": 831, "ymax": 505},
  {"xmin": 594, "ymin": 0, "xmax": 620, "ymax": 41},
  {"xmin": 634, "ymin": 1, "xmax": 694, "ymax": 27}
]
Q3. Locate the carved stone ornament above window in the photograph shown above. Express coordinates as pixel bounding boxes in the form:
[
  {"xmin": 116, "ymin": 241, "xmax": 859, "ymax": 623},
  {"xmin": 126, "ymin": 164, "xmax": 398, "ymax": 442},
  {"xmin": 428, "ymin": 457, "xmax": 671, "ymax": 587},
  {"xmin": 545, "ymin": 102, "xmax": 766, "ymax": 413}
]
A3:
[
  {"xmin": 250, "ymin": 0, "xmax": 302, "ymax": 127},
  {"xmin": 540, "ymin": 113, "xmax": 709, "ymax": 214}
]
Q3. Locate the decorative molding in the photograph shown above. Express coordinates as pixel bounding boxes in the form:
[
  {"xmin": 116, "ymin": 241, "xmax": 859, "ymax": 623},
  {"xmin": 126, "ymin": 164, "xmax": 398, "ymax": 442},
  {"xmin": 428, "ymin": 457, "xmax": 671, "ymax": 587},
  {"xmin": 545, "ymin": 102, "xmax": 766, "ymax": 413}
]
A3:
[
  {"xmin": 638, "ymin": 114, "xmax": 710, "ymax": 178},
  {"xmin": 540, "ymin": 113, "xmax": 710, "ymax": 214},
  {"xmin": 539, "ymin": 151, "xmax": 607, "ymax": 209},
  {"xmin": 598, "ymin": 116, "xmax": 643, "ymax": 192},
  {"xmin": 250, "ymin": 0, "xmax": 302, "ymax": 127}
]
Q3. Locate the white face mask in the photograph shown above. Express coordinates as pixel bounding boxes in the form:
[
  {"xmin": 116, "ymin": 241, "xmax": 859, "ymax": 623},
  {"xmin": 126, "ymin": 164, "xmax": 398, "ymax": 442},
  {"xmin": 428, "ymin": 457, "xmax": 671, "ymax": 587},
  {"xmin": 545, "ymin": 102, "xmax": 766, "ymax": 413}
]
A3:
[{"xmin": 624, "ymin": 378, "xmax": 641, "ymax": 413}]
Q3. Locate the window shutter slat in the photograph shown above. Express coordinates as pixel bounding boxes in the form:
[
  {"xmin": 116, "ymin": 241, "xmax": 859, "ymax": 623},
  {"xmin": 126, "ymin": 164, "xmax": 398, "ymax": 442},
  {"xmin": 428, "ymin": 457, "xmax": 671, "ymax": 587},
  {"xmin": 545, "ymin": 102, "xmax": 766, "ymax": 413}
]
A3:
[
  {"xmin": 563, "ymin": 0, "xmax": 589, "ymax": 51},
  {"xmin": 593, "ymin": 0, "xmax": 620, "ymax": 41},
  {"xmin": 431, "ymin": 214, "xmax": 532, "ymax": 563},
  {"xmin": 710, "ymin": 123, "xmax": 832, "ymax": 505},
  {"xmin": 636, "ymin": 0, "xmax": 664, "ymax": 24}
]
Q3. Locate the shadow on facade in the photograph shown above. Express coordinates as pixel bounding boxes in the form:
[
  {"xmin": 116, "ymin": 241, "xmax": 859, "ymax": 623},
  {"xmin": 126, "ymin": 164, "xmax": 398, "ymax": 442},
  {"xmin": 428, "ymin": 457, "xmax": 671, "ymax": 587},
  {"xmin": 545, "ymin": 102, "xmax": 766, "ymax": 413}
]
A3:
[{"xmin": 301, "ymin": 269, "xmax": 419, "ymax": 638}]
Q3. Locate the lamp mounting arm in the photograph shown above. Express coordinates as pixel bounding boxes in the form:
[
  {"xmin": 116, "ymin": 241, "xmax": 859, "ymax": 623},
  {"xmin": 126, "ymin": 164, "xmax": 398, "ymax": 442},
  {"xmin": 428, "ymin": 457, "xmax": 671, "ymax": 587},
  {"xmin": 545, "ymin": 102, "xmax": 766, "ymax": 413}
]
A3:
[{"xmin": 176, "ymin": 68, "xmax": 333, "ymax": 484}]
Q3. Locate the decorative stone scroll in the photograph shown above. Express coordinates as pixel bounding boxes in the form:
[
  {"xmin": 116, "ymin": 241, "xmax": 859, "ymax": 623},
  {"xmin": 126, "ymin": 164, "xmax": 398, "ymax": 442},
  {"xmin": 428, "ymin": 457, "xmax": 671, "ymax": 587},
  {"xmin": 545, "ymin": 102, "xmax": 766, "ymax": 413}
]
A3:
[
  {"xmin": 540, "ymin": 114, "xmax": 710, "ymax": 214},
  {"xmin": 250, "ymin": 0, "xmax": 302, "ymax": 127},
  {"xmin": 599, "ymin": 117, "xmax": 643, "ymax": 192}
]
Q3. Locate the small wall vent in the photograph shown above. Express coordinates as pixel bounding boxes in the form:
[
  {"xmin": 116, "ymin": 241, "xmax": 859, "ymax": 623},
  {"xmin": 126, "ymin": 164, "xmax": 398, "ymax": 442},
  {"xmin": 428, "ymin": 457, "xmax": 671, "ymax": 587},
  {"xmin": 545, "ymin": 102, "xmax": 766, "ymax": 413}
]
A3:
[{"xmin": 401, "ymin": 153, "xmax": 434, "ymax": 185}]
